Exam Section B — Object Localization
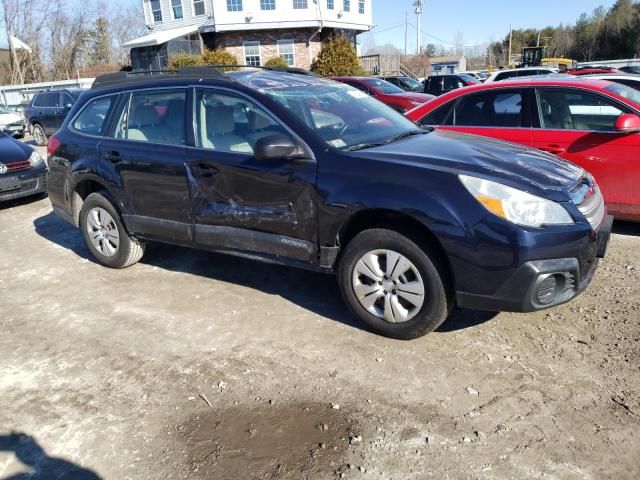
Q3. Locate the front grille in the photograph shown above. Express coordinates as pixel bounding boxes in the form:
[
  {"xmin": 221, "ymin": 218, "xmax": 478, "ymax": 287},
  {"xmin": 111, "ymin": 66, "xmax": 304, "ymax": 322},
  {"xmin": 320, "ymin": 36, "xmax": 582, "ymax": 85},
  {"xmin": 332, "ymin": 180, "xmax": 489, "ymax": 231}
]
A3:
[
  {"xmin": 6, "ymin": 160, "xmax": 31, "ymax": 173},
  {"xmin": 572, "ymin": 175, "xmax": 605, "ymax": 230},
  {"xmin": 18, "ymin": 179, "xmax": 38, "ymax": 192}
]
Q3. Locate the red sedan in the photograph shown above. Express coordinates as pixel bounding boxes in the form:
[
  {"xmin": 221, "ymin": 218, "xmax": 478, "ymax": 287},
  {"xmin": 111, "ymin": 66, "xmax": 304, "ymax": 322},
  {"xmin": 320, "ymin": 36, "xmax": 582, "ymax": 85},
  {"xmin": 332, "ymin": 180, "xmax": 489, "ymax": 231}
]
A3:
[
  {"xmin": 406, "ymin": 77, "xmax": 640, "ymax": 221},
  {"xmin": 331, "ymin": 77, "xmax": 435, "ymax": 113}
]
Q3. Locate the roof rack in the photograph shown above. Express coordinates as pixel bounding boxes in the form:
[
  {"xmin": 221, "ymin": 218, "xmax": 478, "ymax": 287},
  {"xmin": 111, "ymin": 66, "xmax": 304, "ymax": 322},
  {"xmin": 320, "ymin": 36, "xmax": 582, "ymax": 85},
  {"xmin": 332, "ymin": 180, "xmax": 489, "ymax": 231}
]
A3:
[{"xmin": 91, "ymin": 64, "xmax": 319, "ymax": 89}]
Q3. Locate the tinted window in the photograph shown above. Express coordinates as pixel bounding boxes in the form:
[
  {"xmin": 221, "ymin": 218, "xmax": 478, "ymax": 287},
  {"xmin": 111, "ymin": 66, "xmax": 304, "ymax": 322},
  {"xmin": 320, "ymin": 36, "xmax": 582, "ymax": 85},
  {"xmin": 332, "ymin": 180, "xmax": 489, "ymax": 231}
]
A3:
[
  {"xmin": 426, "ymin": 77, "xmax": 442, "ymax": 91},
  {"xmin": 114, "ymin": 90, "xmax": 186, "ymax": 144},
  {"xmin": 495, "ymin": 71, "xmax": 518, "ymax": 82},
  {"xmin": 453, "ymin": 91, "xmax": 524, "ymax": 127},
  {"xmin": 443, "ymin": 76, "xmax": 462, "ymax": 91},
  {"xmin": 33, "ymin": 92, "xmax": 59, "ymax": 108},
  {"xmin": 72, "ymin": 96, "xmax": 116, "ymax": 136},
  {"xmin": 537, "ymin": 88, "xmax": 627, "ymax": 131},
  {"xmin": 194, "ymin": 89, "xmax": 288, "ymax": 153},
  {"xmin": 420, "ymin": 102, "xmax": 453, "ymax": 126},
  {"xmin": 61, "ymin": 93, "xmax": 75, "ymax": 108}
]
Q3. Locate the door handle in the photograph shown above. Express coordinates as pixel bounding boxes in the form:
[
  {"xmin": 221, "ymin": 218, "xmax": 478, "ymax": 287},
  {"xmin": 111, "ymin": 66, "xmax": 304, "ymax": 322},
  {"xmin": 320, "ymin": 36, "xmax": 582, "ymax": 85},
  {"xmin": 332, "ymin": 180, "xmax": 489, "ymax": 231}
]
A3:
[
  {"xmin": 197, "ymin": 162, "xmax": 217, "ymax": 178},
  {"xmin": 539, "ymin": 145, "xmax": 566, "ymax": 155},
  {"xmin": 104, "ymin": 151, "xmax": 121, "ymax": 163}
]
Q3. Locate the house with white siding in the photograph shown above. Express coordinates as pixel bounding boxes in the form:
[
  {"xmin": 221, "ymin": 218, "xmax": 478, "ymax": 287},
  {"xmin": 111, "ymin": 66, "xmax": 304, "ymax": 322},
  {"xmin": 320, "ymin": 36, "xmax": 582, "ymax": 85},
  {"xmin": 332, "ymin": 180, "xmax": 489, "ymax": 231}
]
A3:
[{"xmin": 123, "ymin": 0, "xmax": 373, "ymax": 70}]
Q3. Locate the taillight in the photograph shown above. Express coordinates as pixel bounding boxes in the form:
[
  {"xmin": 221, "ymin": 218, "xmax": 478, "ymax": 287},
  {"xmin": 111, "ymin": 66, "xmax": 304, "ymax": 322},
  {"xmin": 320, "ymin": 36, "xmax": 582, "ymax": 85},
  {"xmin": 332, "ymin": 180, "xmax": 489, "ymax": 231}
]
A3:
[{"xmin": 47, "ymin": 135, "xmax": 61, "ymax": 156}]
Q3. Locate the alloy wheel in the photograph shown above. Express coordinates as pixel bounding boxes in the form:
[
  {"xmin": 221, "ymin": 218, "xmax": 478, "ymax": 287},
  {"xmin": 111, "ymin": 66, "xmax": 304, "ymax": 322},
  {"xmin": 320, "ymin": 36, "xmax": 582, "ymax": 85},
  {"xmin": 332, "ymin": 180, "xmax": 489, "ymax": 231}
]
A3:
[
  {"xmin": 351, "ymin": 249, "xmax": 425, "ymax": 323},
  {"xmin": 86, "ymin": 207, "xmax": 120, "ymax": 257}
]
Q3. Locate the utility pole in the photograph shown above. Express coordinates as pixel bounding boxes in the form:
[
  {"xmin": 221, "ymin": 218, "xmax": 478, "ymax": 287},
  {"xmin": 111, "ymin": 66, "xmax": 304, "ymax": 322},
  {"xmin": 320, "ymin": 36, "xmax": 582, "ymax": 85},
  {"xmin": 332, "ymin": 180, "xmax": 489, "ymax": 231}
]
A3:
[
  {"xmin": 404, "ymin": 11, "xmax": 408, "ymax": 57},
  {"xmin": 413, "ymin": 0, "xmax": 424, "ymax": 55},
  {"xmin": 508, "ymin": 24, "xmax": 513, "ymax": 67}
]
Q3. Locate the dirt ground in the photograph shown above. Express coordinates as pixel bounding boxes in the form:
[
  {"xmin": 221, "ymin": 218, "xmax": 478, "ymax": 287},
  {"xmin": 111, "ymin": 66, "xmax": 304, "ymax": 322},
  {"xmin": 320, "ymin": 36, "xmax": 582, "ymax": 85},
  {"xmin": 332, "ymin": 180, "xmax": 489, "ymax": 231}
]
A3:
[{"xmin": 1, "ymin": 179, "xmax": 639, "ymax": 478}]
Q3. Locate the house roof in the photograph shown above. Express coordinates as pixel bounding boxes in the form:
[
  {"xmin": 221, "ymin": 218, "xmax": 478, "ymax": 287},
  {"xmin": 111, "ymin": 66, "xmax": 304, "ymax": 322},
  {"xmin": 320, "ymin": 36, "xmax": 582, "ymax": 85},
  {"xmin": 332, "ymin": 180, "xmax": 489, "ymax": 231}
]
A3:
[{"xmin": 122, "ymin": 25, "xmax": 199, "ymax": 49}]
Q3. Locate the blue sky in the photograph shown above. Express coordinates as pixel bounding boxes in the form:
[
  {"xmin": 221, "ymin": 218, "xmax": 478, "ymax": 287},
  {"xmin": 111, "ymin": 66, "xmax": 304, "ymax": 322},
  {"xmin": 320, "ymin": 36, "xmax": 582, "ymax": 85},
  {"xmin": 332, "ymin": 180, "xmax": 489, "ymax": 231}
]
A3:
[{"xmin": 2, "ymin": 0, "xmax": 618, "ymax": 51}]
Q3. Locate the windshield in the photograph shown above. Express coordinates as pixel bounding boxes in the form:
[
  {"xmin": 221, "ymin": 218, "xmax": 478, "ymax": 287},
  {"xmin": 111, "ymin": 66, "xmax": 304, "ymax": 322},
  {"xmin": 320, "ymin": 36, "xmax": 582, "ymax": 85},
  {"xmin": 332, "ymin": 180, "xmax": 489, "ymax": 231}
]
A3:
[
  {"xmin": 263, "ymin": 83, "xmax": 422, "ymax": 150},
  {"xmin": 360, "ymin": 78, "xmax": 405, "ymax": 94},
  {"xmin": 606, "ymin": 82, "xmax": 640, "ymax": 106},
  {"xmin": 398, "ymin": 77, "xmax": 424, "ymax": 92}
]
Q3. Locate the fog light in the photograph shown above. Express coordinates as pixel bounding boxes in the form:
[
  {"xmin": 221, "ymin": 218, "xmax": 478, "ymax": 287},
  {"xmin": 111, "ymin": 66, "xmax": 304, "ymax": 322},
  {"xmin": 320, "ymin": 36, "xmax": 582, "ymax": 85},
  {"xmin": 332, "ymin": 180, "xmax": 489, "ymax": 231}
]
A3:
[{"xmin": 535, "ymin": 274, "xmax": 565, "ymax": 305}]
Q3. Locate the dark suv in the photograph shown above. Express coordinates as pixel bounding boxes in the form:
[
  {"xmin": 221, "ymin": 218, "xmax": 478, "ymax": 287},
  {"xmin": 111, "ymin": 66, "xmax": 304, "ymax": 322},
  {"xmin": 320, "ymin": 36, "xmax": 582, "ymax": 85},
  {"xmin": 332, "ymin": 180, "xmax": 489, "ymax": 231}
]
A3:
[
  {"xmin": 46, "ymin": 67, "xmax": 611, "ymax": 339},
  {"xmin": 423, "ymin": 74, "xmax": 479, "ymax": 96},
  {"xmin": 25, "ymin": 89, "xmax": 83, "ymax": 146}
]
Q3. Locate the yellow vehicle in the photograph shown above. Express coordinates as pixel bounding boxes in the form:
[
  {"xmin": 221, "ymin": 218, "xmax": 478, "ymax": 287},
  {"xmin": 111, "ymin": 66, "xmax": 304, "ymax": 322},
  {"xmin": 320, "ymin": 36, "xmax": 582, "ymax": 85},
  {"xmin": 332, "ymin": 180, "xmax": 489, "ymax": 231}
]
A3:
[{"xmin": 521, "ymin": 46, "xmax": 576, "ymax": 71}]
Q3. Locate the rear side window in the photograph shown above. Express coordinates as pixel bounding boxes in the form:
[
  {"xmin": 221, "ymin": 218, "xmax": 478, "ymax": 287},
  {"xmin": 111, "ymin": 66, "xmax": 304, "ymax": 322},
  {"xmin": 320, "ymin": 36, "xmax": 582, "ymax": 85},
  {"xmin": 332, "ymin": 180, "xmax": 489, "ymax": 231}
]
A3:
[
  {"xmin": 419, "ymin": 102, "xmax": 453, "ymax": 126},
  {"xmin": 72, "ymin": 95, "xmax": 117, "ymax": 136},
  {"xmin": 443, "ymin": 76, "xmax": 461, "ymax": 91},
  {"xmin": 33, "ymin": 92, "xmax": 59, "ymax": 108},
  {"xmin": 452, "ymin": 90, "xmax": 525, "ymax": 128},
  {"xmin": 495, "ymin": 71, "xmax": 518, "ymax": 82},
  {"xmin": 114, "ymin": 90, "xmax": 186, "ymax": 145}
]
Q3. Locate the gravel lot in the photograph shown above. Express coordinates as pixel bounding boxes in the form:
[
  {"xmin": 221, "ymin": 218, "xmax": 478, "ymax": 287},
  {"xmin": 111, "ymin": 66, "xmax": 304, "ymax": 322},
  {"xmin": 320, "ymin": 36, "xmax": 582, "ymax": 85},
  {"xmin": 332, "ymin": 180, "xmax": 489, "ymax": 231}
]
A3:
[{"xmin": 1, "ymin": 142, "xmax": 639, "ymax": 479}]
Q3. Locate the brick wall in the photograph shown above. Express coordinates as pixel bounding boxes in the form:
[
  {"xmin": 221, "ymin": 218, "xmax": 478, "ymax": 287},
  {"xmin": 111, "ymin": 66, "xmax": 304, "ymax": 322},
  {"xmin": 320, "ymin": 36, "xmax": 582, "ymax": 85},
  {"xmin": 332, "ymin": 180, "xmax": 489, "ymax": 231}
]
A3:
[{"xmin": 205, "ymin": 28, "xmax": 355, "ymax": 69}]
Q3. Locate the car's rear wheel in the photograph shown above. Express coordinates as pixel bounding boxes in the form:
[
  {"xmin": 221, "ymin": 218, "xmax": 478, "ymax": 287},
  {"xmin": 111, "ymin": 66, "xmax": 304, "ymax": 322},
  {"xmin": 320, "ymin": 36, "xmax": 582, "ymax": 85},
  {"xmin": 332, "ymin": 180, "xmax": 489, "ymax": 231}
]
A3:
[
  {"xmin": 79, "ymin": 192, "xmax": 145, "ymax": 268},
  {"xmin": 338, "ymin": 228, "xmax": 451, "ymax": 339},
  {"xmin": 32, "ymin": 124, "xmax": 47, "ymax": 146}
]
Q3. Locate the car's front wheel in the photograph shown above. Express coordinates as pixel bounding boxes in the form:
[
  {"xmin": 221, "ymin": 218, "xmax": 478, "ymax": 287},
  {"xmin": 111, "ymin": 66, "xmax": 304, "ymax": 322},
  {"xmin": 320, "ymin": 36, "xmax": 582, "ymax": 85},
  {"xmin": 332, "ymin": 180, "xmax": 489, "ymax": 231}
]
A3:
[
  {"xmin": 32, "ymin": 124, "xmax": 47, "ymax": 146},
  {"xmin": 338, "ymin": 228, "xmax": 451, "ymax": 339},
  {"xmin": 79, "ymin": 192, "xmax": 145, "ymax": 268}
]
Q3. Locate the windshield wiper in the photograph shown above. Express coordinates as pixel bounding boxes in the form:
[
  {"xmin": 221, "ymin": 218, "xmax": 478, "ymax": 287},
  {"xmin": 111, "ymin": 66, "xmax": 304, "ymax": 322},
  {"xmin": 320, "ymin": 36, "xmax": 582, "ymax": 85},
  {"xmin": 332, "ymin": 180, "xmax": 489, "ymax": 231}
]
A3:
[
  {"xmin": 383, "ymin": 129, "xmax": 430, "ymax": 145},
  {"xmin": 343, "ymin": 142, "xmax": 386, "ymax": 152}
]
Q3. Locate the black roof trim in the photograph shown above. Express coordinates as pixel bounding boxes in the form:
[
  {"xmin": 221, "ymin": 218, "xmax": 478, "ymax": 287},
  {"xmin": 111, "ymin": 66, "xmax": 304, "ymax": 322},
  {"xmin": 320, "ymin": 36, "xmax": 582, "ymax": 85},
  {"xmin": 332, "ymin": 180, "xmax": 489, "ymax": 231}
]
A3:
[{"xmin": 91, "ymin": 65, "xmax": 319, "ymax": 89}]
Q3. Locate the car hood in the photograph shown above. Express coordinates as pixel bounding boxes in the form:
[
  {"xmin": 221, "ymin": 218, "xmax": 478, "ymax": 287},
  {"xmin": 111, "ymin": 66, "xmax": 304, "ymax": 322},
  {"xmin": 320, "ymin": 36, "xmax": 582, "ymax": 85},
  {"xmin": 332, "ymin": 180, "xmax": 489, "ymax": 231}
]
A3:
[
  {"xmin": 0, "ymin": 134, "xmax": 31, "ymax": 164},
  {"xmin": 389, "ymin": 92, "xmax": 435, "ymax": 103},
  {"xmin": 354, "ymin": 129, "xmax": 583, "ymax": 200},
  {"xmin": 0, "ymin": 112, "xmax": 22, "ymax": 125}
]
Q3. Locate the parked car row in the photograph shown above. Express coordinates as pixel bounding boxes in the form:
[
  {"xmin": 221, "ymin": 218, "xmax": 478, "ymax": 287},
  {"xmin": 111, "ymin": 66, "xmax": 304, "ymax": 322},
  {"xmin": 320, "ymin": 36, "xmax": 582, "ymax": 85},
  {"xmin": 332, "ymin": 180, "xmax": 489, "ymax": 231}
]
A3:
[{"xmin": 38, "ymin": 66, "xmax": 612, "ymax": 339}]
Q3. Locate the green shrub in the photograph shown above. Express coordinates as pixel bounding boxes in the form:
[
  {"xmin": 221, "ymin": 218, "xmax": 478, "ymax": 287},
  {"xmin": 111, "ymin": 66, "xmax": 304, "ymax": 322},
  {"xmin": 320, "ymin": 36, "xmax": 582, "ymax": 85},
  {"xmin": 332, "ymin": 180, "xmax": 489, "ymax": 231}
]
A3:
[
  {"xmin": 201, "ymin": 49, "xmax": 239, "ymax": 71},
  {"xmin": 167, "ymin": 53, "xmax": 203, "ymax": 70},
  {"xmin": 311, "ymin": 36, "xmax": 364, "ymax": 77},
  {"xmin": 264, "ymin": 56, "xmax": 290, "ymax": 69}
]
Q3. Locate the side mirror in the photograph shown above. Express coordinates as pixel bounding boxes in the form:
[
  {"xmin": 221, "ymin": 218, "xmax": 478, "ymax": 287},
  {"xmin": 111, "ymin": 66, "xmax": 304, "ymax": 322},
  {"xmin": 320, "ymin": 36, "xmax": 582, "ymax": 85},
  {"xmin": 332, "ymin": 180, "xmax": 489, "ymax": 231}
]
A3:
[
  {"xmin": 254, "ymin": 133, "xmax": 304, "ymax": 161},
  {"xmin": 614, "ymin": 113, "xmax": 640, "ymax": 134},
  {"xmin": 63, "ymin": 103, "xmax": 73, "ymax": 109}
]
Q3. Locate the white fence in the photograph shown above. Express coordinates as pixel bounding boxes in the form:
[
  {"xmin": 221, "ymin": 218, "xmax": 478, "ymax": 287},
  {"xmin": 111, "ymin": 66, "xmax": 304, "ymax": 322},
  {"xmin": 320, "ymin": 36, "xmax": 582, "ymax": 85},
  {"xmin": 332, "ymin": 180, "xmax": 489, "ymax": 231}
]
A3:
[
  {"xmin": 577, "ymin": 58, "xmax": 640, "ymax": 68},
  {"xmin": 0, "ymin": 78, "xmax": 94, "ymax": 109}
]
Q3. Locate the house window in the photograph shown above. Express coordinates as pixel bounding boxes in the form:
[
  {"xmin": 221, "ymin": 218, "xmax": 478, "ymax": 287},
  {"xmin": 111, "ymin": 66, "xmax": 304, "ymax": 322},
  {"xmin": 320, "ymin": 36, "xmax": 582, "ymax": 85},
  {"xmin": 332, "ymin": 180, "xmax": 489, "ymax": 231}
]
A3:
[
  {"xmin": 327, "ymin": 0, "xmax": 334, "ymax": 8},
  {"xmin": 293, "ymin": 0, "xmax": 307, "ymax": 9},
  {"xmin": 244, "ymin": 41, "xmax": 261, "ymax": 66},
  {"xmin": 260, "ymin": 0, "xmax": 276, "ymax": 9},
  {"xmin": 150, "ymin": 0, "xmax": 162, "ymax": 22},
  {"xmin": 358, "ymin": 0, "xmax": 364, "ymax": 14},
  {"xmin": 227, "ymin": 0, "xmax": 243, "ymax": 12},
  {"xmin": 343, "ymin": 0, "xmax": 350, "ymax": 13},
  {"xmin": 193, "ymin": 0, "xmax": 205, "ymax": 15},
  {"xmin": 277, "ymin": 39, "xmax": 295, "ymax": 66},
  {"xmin": 171, "ymin": 0, "xmax": 183, "ymax": 19}
]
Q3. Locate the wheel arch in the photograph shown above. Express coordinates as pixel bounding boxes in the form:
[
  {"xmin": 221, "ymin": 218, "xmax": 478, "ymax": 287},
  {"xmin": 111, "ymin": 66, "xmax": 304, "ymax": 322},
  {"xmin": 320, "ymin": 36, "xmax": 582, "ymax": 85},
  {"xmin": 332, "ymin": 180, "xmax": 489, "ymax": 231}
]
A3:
[
  {"xmin": 337, "ymin": 208, "xmax": 455, "ymax": 292},
  {"xmin": 70, "ymin": 177, "xmax": 117, "ymax": 227}
]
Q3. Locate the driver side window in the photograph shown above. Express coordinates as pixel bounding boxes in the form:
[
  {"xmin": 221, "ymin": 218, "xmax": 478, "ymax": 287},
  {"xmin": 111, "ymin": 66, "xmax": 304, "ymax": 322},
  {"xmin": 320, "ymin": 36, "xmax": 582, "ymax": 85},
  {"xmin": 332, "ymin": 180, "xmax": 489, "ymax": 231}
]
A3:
[{"xmin": 194, "ymin": 89, "xmax": 287, "ymax": 153}]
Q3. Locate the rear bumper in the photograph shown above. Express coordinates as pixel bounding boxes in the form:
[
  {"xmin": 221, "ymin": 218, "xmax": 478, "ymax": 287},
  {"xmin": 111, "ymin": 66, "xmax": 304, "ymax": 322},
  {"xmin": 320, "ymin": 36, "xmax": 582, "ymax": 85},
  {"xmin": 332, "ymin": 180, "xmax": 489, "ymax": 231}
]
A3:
[
  {"xmin": 456, "ymin": 215, "xmax": 612, "ymax": 312},
  {"xmin": 0, "ymin": 165, "xmax": 48, "ymax": 202}
]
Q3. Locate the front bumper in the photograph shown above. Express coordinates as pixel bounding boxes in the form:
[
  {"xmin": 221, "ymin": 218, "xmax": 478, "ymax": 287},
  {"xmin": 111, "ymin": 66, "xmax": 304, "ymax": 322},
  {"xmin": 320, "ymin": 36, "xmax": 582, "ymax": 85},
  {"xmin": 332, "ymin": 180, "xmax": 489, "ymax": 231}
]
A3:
[
  {"xmin": 456, "ymin": 215, "xmax": 613, "ymax": 312},
  {"xmin": 0, "ymin": 164, "xmax": 48, "ymax": 202},
  {"xmin": 1, "ymin": 124, "xmax": 25, "ymax": 137}
]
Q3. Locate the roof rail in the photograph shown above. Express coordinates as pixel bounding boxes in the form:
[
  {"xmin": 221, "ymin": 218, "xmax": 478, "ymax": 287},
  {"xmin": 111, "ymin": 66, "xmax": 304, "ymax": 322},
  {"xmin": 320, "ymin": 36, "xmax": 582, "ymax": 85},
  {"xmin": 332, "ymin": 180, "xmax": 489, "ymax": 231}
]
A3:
[
  {"xmin": 92, "ymin": 64, "xmax": 319, "ymax": 89},
  {"xmin": 92, "ymin": 70, "xmax": 178, "ymax": 89}
]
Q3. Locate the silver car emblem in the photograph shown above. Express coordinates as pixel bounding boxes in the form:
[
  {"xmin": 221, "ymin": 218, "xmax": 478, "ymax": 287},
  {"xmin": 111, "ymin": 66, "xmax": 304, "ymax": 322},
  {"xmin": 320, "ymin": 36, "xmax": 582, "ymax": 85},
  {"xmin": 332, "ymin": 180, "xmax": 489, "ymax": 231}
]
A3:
[{"xmin": 0, "ymin": 163, "xmax": 7, "ymax": 175}]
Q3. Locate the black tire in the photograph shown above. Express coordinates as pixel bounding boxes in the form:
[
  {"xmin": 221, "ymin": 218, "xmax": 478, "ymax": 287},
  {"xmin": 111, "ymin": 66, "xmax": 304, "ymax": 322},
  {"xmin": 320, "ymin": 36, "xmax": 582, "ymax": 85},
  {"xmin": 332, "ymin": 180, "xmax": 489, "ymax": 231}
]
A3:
[
  {"xmin": 338, "ymin": 228, "xmax": 451, "ymax": 340},
  {"xmin": 79, "ymin": 191, "xmax": 145, "ymax": 268},
  {"xmin": 32, "ymin": 123, "xmax": 47, "ymax": 146}
]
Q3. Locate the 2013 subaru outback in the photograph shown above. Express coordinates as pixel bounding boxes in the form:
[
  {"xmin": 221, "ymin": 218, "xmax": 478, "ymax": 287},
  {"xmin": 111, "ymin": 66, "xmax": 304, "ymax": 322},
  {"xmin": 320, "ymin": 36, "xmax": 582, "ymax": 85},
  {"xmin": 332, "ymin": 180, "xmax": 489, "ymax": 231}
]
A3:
[{"xmin": 46, "ymin": 67, "xmax": 612, "ymax": 339}]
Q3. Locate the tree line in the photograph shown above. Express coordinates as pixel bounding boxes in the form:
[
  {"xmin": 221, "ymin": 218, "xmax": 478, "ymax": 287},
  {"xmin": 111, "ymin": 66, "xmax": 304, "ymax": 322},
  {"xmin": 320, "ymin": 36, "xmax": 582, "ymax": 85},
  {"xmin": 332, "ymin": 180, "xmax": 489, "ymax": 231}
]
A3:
[
  {"xmin": 1, "ymin": 0, "xmax": 145, "ymax": 84},
  {"xmin": 489, "ymin": 0, "xmax": 640, "ymax": 67}
]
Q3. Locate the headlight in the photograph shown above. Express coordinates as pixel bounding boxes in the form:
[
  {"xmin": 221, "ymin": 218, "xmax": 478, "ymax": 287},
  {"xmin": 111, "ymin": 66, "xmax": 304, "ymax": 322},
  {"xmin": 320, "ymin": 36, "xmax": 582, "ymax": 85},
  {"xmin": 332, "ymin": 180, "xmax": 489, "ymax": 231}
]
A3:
[
  {"xmin": 459, "ymin": 175, "xmax": 574, "ymax": 227},
  {"xmin": 28, "ymin": 150, "xmax": 43, "ymax": 167}
]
